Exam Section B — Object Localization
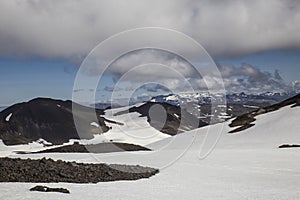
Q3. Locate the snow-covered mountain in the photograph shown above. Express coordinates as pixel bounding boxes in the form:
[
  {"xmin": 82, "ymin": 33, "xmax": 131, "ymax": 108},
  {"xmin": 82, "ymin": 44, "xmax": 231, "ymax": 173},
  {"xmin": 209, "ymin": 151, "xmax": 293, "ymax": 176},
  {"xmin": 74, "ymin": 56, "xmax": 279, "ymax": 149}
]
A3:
[
  {"xmin": 149, "ymin": 92, "xmax": 296, "ymax": 123},
  {"xmin": 1, "ymin": 93, "xmax": 300, "ymax": 200},
  {"xmin": 150, "ymin": 91, "xmax": 295, "ymax": 106}
]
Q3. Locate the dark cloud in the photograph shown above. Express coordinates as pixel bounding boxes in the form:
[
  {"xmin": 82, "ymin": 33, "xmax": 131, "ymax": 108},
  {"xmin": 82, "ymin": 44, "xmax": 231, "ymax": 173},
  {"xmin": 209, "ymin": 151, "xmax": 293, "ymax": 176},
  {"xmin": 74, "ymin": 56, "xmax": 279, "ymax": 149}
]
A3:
[{"xmin": 0, "ymin": 0, "xmax": 300, "ymax": 59}]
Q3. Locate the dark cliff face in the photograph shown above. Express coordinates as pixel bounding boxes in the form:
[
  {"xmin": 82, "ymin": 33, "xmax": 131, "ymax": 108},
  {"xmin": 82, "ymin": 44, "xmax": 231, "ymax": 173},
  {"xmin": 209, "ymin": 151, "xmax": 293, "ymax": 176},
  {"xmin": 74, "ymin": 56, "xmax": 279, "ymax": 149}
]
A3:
[{"xmin": 0, "ymin": 98, "xmax": 108, "ymax": 145}]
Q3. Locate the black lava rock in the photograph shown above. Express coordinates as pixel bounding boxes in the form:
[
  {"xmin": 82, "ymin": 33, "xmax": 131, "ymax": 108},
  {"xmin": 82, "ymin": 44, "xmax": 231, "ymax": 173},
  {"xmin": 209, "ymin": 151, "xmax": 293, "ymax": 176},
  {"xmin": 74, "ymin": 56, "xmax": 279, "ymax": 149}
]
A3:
[
  {"xmin": 30, "ymin": 185, "xmax": 70, "ymax": 194},
  {"xmin": 0, "ymin": 157, "xmax": 159, "ymax": 183}
]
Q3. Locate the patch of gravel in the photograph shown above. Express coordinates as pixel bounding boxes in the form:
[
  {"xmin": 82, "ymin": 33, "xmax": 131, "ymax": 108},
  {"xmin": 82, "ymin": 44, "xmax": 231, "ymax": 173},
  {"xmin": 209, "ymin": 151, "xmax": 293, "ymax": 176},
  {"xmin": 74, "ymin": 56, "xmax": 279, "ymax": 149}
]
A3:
[{"xmin": 0, "ymin": 157, "xmax": 159, "ymax": 183}]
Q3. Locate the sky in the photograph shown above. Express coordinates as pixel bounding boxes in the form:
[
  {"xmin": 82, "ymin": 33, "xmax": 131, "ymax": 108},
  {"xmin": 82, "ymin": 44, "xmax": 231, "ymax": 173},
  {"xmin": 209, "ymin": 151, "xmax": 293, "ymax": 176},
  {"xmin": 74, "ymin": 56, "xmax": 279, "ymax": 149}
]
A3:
[{"xmin": 0, "ymin": 0, "xmax": 300, "ymax": 106}]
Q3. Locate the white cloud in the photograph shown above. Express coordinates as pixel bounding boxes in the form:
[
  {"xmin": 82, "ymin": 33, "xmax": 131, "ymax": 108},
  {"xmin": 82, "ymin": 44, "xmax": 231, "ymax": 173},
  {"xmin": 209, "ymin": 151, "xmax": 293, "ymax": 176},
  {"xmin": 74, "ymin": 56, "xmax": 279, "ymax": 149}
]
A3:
[{"xmin": 106, "ymin": 49, "xmax": 198, "ymax": 81}]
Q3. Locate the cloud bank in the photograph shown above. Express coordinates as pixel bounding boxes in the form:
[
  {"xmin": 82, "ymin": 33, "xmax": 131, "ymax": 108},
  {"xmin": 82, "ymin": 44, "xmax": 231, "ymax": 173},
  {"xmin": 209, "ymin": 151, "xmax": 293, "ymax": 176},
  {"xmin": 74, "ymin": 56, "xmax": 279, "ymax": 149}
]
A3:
[
  {"xmin": 95, "ymin": 49, "xmax": 293, "ymax": 94},
  {"xmin": 1, "ymin": 0, "xmax": 300, "ymax": 60}
]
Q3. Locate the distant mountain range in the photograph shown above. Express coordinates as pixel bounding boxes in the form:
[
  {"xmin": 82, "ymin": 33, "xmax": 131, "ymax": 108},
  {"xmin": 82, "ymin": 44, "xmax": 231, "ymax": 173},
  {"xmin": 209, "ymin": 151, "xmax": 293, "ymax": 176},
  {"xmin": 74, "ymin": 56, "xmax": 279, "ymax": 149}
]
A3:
[
  {"xmin": 94, "ymin": 91, "xmax": 296, "ymax": 112},
  {"xmin": 148, "ymin": 91, "xmax": 297, "ymax": 124},
  {"xmin": 150, "ymin": 91, "xmax": 296, "ymax": 106}
]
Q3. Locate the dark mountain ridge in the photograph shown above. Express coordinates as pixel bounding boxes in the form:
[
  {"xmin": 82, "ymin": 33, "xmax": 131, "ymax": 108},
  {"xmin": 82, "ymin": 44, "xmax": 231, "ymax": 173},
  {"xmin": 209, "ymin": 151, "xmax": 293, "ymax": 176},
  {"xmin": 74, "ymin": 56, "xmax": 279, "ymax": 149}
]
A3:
[{"xmin": 0, "ymin": 98, "xmax": 109, "ymax": 145}]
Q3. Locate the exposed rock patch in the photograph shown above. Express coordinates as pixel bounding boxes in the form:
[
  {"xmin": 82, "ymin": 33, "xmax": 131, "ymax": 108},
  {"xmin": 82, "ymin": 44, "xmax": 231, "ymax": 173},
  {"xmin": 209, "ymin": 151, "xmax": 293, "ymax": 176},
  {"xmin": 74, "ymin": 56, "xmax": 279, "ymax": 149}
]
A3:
[
  {"xmin": 30, "ymin": 185, "xmax": 70, "ymax": 194},
  {"xmin": 229, "ymin": 114, "xmax": 256, "ymax": 128},
  {"xmin": 278, "ymin": 144, "xmax": 300, "ymax": 149},
  {"xmin": 0, "ymin": 157, "xmax": 159, "ymax": 183},
  {"xmin": 228, "ymin": 123, "xmax": 255, "ymax": 133},
  {"xmin": 19, "ymin": 142, "xmax": 151, "ymax": 154}
]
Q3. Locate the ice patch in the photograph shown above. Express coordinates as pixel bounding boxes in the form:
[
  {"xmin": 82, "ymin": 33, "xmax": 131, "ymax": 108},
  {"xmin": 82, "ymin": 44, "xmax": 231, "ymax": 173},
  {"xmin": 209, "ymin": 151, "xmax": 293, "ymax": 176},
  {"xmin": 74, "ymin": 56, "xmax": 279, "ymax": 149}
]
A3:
[{"xmin": 5, "ymin": 113, "xmax": 12, "ymax": 122}]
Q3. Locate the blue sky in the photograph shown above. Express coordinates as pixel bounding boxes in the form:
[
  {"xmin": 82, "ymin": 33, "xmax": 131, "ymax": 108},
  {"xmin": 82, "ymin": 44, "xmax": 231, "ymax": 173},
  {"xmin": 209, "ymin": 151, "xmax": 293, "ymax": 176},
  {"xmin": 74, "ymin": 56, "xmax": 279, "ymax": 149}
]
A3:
[
  {"xmin": 0, "ymin": 49, "xmax": 299, "ymax": 106},
  {"xmin": 0, "ymin": 58, "xmax": 76, "ymax": 105}
]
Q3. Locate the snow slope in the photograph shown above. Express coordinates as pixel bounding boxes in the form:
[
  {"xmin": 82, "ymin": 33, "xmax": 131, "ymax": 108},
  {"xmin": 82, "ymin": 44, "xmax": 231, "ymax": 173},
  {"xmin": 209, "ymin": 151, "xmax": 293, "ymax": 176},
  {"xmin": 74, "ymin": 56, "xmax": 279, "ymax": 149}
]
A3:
[
  {"xmin": 1, "ymin": 105, "xmax": 300, "ymax": 200},
  {"xmin": 79, "ymin": 105, "xmax": 171, "ymax": 146}
]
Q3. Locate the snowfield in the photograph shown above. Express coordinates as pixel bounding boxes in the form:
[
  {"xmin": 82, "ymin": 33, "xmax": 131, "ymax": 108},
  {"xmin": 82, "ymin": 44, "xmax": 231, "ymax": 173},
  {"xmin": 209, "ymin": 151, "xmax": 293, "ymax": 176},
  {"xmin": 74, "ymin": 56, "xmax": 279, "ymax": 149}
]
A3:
[
  {"xmin": 0, "ymin": 105, "xmax": 300, "ymax": 199},
  {"xmin": 80, "ymin": 105, "xmax": 171, "ymax": 146}
]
